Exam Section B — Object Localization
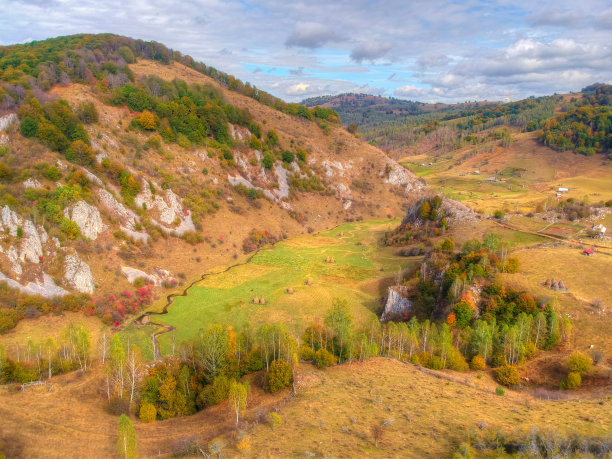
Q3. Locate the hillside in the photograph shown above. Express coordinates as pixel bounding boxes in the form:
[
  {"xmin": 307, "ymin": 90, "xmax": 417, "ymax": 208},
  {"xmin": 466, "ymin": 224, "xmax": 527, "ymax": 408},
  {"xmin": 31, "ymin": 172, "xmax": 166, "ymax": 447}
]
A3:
[{"xmin": 0, "ymin": 34, "xmax": 424, "ymax": 333}]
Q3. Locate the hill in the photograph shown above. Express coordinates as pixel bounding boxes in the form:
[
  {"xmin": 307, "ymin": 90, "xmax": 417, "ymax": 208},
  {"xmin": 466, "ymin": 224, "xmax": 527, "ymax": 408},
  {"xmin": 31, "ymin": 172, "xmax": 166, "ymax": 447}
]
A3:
[{"xmin": 0, "ymin": 34, "xmax": 424, "ymax": 334}]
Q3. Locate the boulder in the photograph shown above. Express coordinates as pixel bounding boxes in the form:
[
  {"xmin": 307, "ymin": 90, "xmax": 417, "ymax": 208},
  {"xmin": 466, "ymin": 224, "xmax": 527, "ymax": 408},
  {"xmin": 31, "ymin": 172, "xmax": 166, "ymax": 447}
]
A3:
[
  {"xmin": 384, "ymin": 162, "xmax": 425, "ymax": 192},
  {"xmin": 23, "ymin": 178, "xmax": 43, "ymax": 189},
  {"xmin": 0, "ymin": 113, "xmax": 18, "ymax": 132},
  {"xmin": 381, "ymin": 287, "xmax": 414, "ymax": 322},
  {"xmin": 64, "ymin": 253, "xmax": 95, "ymax": 293},
  {"xmin": 64, "ymin": 200, "xmax": 107, "ymax": 240}
]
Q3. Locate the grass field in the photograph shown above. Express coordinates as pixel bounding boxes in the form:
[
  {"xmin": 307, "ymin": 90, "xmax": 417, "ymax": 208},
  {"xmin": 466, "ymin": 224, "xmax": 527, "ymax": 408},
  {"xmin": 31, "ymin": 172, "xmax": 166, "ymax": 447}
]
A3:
[
  {"xmin": 124, "ymin": 220, "xmax": 419, "ymax": 358},
  {"xmin": 400, "ymin": 132, "xmax": 612, "ymax": 215}
]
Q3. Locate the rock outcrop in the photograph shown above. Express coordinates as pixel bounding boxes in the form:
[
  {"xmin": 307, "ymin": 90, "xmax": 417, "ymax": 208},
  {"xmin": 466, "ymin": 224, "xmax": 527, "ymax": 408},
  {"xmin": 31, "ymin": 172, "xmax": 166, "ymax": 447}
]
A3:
[
  {"xmin": 384, "ymin": 162, "xmax": 425, "ymax": 192},
  {"xmin": 0, "ymin": 206, "xmax": 46, "ymax": 263},
  {"xmin": 98, "ymin": 189, "xmax": 148, "ymax": 242},
  {"xmin": 121, "ymin": 266, "xmax": 172, "ymax": 286},
  {"xmin": 134, "ymin": 181, "xmax": 195, "ymax": 235},
  {"xmin": 381, "ymin": 286, "xmax": 414, "ymax": 322},
  {"xmin": 64, "ymin": 252, "xmax": 95, "ymax": 293},
  {"xmin": 64, "ymin": 200, "xmax": 107, "ymax": 240},
  {"xmin": 0, "ymin": 271, "xmax": 68, "ymax": 297},
  {"xmin": 23, "ymin": 178, "xmax": 43, "ymax": 189},
  {"xmin": 0, "ymin": 113, "xmax": 18, "ymax": 132}
]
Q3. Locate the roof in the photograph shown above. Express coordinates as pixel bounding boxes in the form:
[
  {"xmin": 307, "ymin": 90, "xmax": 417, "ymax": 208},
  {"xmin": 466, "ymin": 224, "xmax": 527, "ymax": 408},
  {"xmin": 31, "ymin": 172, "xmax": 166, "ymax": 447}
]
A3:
[{"xmin": 583, "ymin": 248, "xmax": 595, "ymax": 254}]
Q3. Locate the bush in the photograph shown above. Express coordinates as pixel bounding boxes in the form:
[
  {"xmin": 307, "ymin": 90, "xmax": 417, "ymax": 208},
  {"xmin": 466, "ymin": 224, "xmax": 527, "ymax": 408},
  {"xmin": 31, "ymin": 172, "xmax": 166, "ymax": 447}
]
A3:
[
  {"xmin": 20, "ymin": 116, "xmax": 39, "ymax": 137},
  {"xmin": 495, "ymin": 364, "xmax": 520, "ymax": 387},
  {"xmin": 0, "ymin": 162, "xmax": 12, "ymax": 180},
  {"xmin": 196, "ymin": 376, "xmax": 229, "ymax": 409},
  {"xmin": 561, "ymin": 371, "xmax": 581, "ymax": 390},
  {"xmin": 471, "ymin": 354, "xmax": 486, "ymax": 370},
  {"xmin": 281, "ymin": 150, "xmax": 295, "ymax": 163},
  {"xmin": 60, "ymin": 218, "xmax": 81, "ymax": 239},
  {"xmin": 267, "ymin": 359, "xmax": 292, "ymax": 393},
  {"xmin": 493, "ymin": 210, "xmax": 505, "ymax": 219},
  {"xmin": 139, "ymin": 402, "xmax": 157, "ymax": 422},
  {"xmin": 262, "ymin": 153, "xmax": 275, "ymax": 169},
  {"xmin": 428, "ymin": 355, "xmax": 444, "ymax": 370},
  {"xmin": 495, "ymin": 385, "xmax": 505, "ymax": 396},
  {"xmin": 568, "ymin": 351, "xmax": 592, "ymax": 376},
  {"xmin": 107, "ymin": 396, "xmax": 130, "ymax": 416},
  {"xmin": 314, "ymin": 348, "xmax": 337, "ymax": 369},
  {"xmin": 299, "ymin": 346, "xmax": 314, "ymax": 360},
  {"xmin": 76, "ymin": 102, "xmax": 99, "ymax": 124},
  {"xmin": 268, "ymin": 412, "xmax": 283, "ymax": 428}
]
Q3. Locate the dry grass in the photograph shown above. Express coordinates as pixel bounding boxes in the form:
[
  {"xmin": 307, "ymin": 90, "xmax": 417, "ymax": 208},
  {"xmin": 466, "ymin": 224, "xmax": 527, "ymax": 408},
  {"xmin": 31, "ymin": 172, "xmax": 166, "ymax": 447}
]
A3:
[
  {"xmin": 1, "ymin": 358, "xmax": 609, "ymax": 458},
  {"xmin": 238, "ymin": 358, "xmax": 612, "ymax": 458}
]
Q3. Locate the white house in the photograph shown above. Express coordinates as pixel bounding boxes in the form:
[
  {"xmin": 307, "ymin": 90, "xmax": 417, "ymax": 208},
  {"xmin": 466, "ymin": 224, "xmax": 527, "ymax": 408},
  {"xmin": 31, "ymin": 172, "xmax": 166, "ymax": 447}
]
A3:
[
  {"xmin": 593, "ymin": 224, "xmax": 607, "ymax": 234},
  {"xmin": 558, "ymin": 187, "xmax": 569, "ymax": 192}
]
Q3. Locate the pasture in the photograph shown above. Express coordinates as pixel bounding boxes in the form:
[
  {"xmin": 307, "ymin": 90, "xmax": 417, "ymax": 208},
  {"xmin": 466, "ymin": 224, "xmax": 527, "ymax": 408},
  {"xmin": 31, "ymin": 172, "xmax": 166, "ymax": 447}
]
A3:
[{"xmin": 123, "ymin": 220, "xmax": 419, "ymax": 357}]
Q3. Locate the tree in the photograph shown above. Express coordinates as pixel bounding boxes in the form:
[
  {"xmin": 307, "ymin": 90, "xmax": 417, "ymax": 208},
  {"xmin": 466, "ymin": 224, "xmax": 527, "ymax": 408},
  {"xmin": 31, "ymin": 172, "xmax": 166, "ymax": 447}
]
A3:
[
  {"xmin": 194, "ymin": 324, "xmax": 229, "ymax": 380},
  {"xmin": 228, "ymin": 380, "xmax": 247, "ymax": 426},
  {"xmin": 495, "ymin": 364, "xmax": 520, "ymax": 387},
  {"xmin": 126, "ymin": 345, "xmax": 144, "ymax": 410},
  {"xmin": 110, "ymin": 334, "xmax": 126, "ymax": 397},
  {"xmin": 117, "ymin": 414, "xmax": 137, "ymax": 459},
  {"xmin": 453, "ymin": 300, "xmax": 474, "ymax": 328},
  {"xmin": 267, "ymin": 359, "xmax": 292, "ymax": 393},
  {"xmin": 421, "ymin": 201, "xmax": 431, "ymax": 219},
  {"xmin": 44, "ymin": 337, "xmax": 56, "ymax": 379},
  {"xmin": 325, "ymin": 298, "xmax": 353, "ymax": 362},
  {"xmin": 568, "ymin": 351, "xmax": 592, "ymax": 376},
  {"xmin": 314, "ymin": 348, "xmax": 337, "ymax": 368},
  {"xmin": 532, "ymin": 312, "xmax": 547, "ymax": 349},
  {"xmin": 65, "ymin": 323, "xmax": 90, "ymax": 370}
]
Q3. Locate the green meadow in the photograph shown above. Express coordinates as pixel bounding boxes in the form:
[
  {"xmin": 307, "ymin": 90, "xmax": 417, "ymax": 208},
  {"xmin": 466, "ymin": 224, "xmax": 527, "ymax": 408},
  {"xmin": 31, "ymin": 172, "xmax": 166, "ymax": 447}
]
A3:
[{"xmin": 123, "ymin": 220, "xmax": 420, "ymax": 358}]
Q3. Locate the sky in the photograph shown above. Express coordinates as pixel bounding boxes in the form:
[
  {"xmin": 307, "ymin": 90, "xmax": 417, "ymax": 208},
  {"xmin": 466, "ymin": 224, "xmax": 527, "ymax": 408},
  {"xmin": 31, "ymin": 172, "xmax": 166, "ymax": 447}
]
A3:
[{"xmin": 1, "ymin": 0, "xmax": 611, "ymax": 103}]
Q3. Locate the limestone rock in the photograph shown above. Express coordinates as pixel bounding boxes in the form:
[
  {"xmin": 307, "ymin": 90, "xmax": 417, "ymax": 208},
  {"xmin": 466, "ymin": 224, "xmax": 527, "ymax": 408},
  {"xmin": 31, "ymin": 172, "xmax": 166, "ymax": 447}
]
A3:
[
  {"xmin": 135, "ymin": 182, "xmax": 194, "ymax": 235},
  {"xmin": 384, "ymin": 162, "xmax": 425, "ymax": 192},
  {"xmin": 64, "ymin": 200, "xmax": 107, "ymax": 240},
  {"xmin": 273, "ymin": 163, "xmax": 290, "ymax": 200},
  {"xmin": 98, "ymin": 189, "xmax": 148, "ymax": 242},
  {"xmin": 121, "ymin": 266, "xmax": 172, "ymax": 286},
  {"xmin": 381, "ymin": 286, "xmax": 414, "ymax": 322},
  {"xmin": 0, "ymin": 271, "xmax": 68, "ymax": 297},
  {"xmin": 23, "ymin": 178, "xmax": 43, "ymax": 189},
  {"xmin": 0, "ymin": 113, "xmax": 18, "ymax": 132},
  {"xmin": 64, "ymin": 253, "xmax": 95, "ymax": 293}
]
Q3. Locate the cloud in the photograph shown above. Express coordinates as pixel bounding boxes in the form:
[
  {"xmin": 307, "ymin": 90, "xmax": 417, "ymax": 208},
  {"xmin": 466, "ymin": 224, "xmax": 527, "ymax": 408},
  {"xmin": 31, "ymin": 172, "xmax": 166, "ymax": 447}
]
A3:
[
  {"xmin": 286, "ymin": 83, "xmax": 311, "ymax": 95},
  {"xmin": 350, "ymin": 41, "xmax": 392, "ymax": 63},
  {"xmin": 252, "ymin": 67, "xmax": 262, "ymax": 73},
  {"xmin": 285, "ymin": 22, "xmax": 340, "ymax": 48},
  {"xmin": 417, "ymin": 54, "xmax": 452, "ymax": 69},
  {"xmin": 289, "ymin": 67, "xmax": 304, "ymax": 76},
  {"xmin": 394, "ymin": 85, "xmax": 434, "ymax": 99}
]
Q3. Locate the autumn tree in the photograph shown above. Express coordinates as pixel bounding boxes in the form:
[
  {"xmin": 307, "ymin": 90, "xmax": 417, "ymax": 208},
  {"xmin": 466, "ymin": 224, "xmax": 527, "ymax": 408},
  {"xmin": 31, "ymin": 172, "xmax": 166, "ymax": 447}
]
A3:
[
  {"xmin": 117, "ymin": 414, "xmax": 137, "ymax": 459},
  {"xmin": 267, "ymin": 359, "xmax": 292, "ymax": 393},
  {"xmin": 126, "ymin": 345, "xmax": 145, "ymax": 410},
  {"xmin": 228, "ymin": 379, "xmax": 248, "ymax": 426}
]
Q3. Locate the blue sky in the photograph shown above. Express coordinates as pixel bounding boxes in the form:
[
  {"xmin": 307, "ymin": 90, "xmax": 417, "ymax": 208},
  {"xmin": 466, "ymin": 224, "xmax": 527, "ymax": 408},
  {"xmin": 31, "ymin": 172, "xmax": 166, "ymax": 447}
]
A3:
[{"xmin": 1, "ymin": 0, "xmax": 611, "ymax": 103}]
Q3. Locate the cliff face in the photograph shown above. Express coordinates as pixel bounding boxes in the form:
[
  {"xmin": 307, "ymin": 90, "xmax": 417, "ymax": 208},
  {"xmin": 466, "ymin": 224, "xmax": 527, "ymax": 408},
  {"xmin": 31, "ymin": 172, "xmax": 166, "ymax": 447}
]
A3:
[{"xmin": 381, "ymin": 286, "xmax": 414, "ymax": 322}]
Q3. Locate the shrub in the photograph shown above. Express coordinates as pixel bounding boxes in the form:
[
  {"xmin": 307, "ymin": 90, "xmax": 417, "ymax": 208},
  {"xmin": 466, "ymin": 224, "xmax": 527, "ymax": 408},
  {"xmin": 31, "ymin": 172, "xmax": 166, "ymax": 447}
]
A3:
[
  {"xmin": 561, "ymin": 371, "xmax": 581, "ymax": 390},
  {"xmin": 0, "ymin": 162, "xmax": 12, "ymax": 180},
  {"xmin": 262, "ymin": 153, "xmax": 275, "ymax": 169},
  {"xmin": 76, "ymin": 102, "xmax": 99, "ymax": 124},
  {"xmin": 139, "ymin": 402, "xmax": 157, "ymax": 422},
  {"xmin": 299, "ymin": 346, "xmax": 314, "ymax": 360},
  {"xmin": 428, "ymin": 355, "xmax": 444, "ymax": 370},
  {"xmin": 60, "ymin": 218, "xmax": 81, "ymax": 239},
  {"xmin": 196, "ymin": 376, "xmax": 230, "ymax": 410},
  {"xmin": 568, "ymin": 351, "xmax": 592, "ymax": 376},
  {"xmin": 493, "ymin": 210, "xmax": 505, "ymax": 219},
  {"xmin": 134, "ymin": 110, "xmax": 156, "ymax": 130},
  {"xmin": 107, "ymin": 396, "xmax": 130, "ymax": 416},
  {"xmin": 267, "ymin": 359, "xmax": 292, "ymax": 393},
  {"xmin": 441, "ymin": 238, "xmax": 454, "ymax": 252},
  {"xmin": 495, "ymin": 385, "xmax": 505, "ymax": 396},
  {"xmin": 281, "ymin": 150, "xmax": 295, "ymax": 163},
  {"xmin": 268, "ymin": 412, "xmax": 283, "ymax": 428},
  {"xmin": 20, "ymin": 116, "xmax": 39, "ymax": 137},
  {"xmin": 495, "ymin": 364, "xmax": 520, "ymax": 387},
  {"xmin": 471, "ymin": 354, "xmax": 486, "ymax": 370},
  {"xmin": 314, "ymin": 348, "xmax": 337, "ymax": 369}
]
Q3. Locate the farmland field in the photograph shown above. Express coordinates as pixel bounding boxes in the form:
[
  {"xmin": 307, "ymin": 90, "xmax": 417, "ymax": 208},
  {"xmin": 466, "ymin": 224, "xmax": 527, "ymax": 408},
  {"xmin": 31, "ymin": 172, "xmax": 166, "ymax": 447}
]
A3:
[{"xmin": 123, "ymin": 220, "xmax": 419, "ymax": 358}]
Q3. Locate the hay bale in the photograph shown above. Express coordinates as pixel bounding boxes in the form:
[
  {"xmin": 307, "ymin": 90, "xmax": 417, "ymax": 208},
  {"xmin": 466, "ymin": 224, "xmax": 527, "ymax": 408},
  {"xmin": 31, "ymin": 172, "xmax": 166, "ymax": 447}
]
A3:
[
  {"xmin": 551, "ymin": 280, "xmax": 559, "ymax": 290},
  {"xmin": 305, "ymin": 278, "xmax": 313, "ymax": 286},
  {"xmin": 558, "ymin": 280, "xmax": 566, "ymax": 290},
  {"xmin": 286, "ymin": 287, "xmax": 294, "ymax": 294},
  {"xmin": 543, "ymin": 279, "xmax": 551, "ymax": 287},
  {"xmin": 253, "ymin": 296, "xmax": 259, "ymax": 304},
  {"xmin": 260, "ymin": 298, "xmax": 266, "ymax": 305}
]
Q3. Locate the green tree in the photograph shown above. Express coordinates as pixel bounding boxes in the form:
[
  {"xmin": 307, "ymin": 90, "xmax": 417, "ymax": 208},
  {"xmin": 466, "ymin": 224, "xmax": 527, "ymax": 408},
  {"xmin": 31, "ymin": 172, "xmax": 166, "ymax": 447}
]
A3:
[
  {"xmin": 325, "ymin": 299, "xmax": 353, "ymax": 362},
  {"xmin": 20, "ymin": 116, "xmax": 39, "ymax": 137},
  {"xmin": 228, "ymin": 379, "xmax": 248, "ymax": 426},
  {"xmin": 117, "ymin": 414, "xmax": 137, "ymax": 459},
  {"xmin": 267, "ymin": 359, "xmax": 292, "ymax": 393},
  {"xmin": 568, "ymin": 351, "xmax": 592, "ymax": 376},
  {"xmin": 421, "ymin": 201, "xmax": 431, "ymax": 219},
  {"xmin": 194, "ymin": 324, "xmax": 229, "ymax": 380}
]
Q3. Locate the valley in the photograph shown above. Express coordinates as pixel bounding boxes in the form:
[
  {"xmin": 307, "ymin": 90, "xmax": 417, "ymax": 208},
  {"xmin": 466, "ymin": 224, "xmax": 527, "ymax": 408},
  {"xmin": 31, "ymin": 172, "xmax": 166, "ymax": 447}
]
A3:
[{"xmin": 0, "ymin": 32, "xmax": 610, "ymax": 459}]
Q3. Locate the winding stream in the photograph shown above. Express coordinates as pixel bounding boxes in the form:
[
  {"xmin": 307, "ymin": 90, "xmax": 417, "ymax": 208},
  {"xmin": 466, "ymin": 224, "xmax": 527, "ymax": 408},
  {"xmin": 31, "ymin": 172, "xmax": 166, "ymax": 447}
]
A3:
[{"xmin": 135, "ymin": 249, "xmax": 262, "ymax": 359}]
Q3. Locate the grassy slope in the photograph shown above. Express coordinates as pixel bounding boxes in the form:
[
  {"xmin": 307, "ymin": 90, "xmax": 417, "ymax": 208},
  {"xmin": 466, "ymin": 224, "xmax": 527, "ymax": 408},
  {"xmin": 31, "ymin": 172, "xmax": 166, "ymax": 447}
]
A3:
[
  {"xmin": 400, "ymin": 132, "xmax": 612, "ymax": 214},
  {"xmin": 123, "ymin": 220, "xmax": 418, "ymax": 357},
  {"xmin": 1, "ymin": 358, "xmax": 609, "ymax": 458}
]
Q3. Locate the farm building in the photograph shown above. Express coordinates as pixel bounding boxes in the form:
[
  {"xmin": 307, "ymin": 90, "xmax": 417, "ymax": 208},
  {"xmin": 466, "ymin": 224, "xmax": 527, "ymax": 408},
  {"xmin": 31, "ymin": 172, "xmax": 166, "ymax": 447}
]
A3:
[
  {"xmin": 593, "ymin": 224, "xmax": 607, "ymax": 234},
  {"xmin": 583, "ymin": 248, "xmax": 595, "ymax": 256},
  {"xmin": 558, "ymin": 187, "xmax": 569, "ymax": 193}
]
